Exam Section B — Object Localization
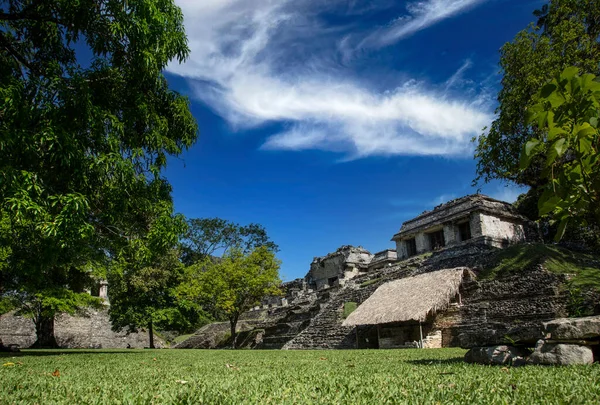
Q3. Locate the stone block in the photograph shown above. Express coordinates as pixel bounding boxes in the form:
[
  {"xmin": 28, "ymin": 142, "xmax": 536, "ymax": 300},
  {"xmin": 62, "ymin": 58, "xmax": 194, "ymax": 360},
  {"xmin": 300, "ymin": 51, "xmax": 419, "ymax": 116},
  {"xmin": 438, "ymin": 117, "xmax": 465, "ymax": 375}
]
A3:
[
  {"xmin": 464, "ymin": 345, "xmax": 529, "ymax": 365},
  {"xmin": 528, "ymin": 340, "xmax": 594, "ymax": 365},
  {"xmin": 543, "ymin": 316, "xmax": 600, "ymax": 340}
]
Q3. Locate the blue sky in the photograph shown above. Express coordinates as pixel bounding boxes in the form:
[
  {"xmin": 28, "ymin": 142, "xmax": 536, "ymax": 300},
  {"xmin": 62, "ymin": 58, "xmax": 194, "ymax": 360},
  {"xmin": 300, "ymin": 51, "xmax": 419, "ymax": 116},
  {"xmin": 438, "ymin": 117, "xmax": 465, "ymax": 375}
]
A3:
[{"xmin": 164, "ymin": 0, "xmax": 541, "ymax": 280}]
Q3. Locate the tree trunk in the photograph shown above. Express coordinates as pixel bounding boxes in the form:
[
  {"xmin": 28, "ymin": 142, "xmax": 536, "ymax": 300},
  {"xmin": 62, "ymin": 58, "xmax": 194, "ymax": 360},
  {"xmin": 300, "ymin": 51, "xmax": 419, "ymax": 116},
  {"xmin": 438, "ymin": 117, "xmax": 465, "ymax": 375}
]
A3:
[
  {"xmin": 229, "ymin": 315, "xmax": 239, "ymax": 349},
  {"xmin": 32, "ymin": 315, "xmax": 59, "ymax": 348},
  {"xmin": 148, "ymin": 320, "xmax": 155, "ymax": 349}
]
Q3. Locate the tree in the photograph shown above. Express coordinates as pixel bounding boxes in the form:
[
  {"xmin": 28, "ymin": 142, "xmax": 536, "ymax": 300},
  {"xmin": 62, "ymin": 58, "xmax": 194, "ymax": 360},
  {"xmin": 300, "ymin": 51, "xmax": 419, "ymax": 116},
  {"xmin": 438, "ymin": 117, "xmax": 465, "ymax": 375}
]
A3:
[
  {"xmin": 0, "ymin": 1, "xmax": 198, "ymax": 346},
  {"xmin": 108, "ymin": 209, "xmax": 188, "ymax": 348},
  {"xmin": 179, "ymin": 246, "xmax": 282, "ymax": 348},
  {"xmin": 474, "ymin": 0, "xmax": 600, "ymax": 187},
  {"xmin": 520, "ymin": 67, "xmax": 600, "ymax": 241},
  {"xmin": 181, "ymin": 218, "xmax": 279, "ymax": 265}
]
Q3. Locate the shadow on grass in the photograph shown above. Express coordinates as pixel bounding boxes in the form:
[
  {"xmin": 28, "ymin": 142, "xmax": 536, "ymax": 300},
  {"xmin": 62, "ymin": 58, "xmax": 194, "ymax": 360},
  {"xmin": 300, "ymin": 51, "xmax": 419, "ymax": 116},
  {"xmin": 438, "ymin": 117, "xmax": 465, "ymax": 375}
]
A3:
[
  {"xmin": 407, "ymin": 357, "xmax": 465, "ymax": 366},
  {"xmin": 0, "ymin": 349, "xmax": 153, "ymax": 358}
]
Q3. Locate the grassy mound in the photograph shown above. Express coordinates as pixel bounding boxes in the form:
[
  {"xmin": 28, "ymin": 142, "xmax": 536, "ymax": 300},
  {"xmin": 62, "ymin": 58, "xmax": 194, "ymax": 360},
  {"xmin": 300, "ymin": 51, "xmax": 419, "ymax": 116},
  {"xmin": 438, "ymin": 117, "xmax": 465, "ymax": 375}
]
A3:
[{"xmin": 480, "ymin": 243, "xmax": 600, "ymax": 291}]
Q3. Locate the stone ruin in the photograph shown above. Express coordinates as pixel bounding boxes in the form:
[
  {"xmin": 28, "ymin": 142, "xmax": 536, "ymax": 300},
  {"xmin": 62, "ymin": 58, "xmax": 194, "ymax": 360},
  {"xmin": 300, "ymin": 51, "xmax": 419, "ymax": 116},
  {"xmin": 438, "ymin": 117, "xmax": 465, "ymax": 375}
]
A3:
[
  {"xmin": 177, "ymin": 193, "xmax": 599, "ymax": 365},
  {"xmin": 0, "ymin": 279, "xmax": 158, "ymax": 349},
  {"xmin": 392, "ymin": 194, "xmax": 530, "ymax": 259}
]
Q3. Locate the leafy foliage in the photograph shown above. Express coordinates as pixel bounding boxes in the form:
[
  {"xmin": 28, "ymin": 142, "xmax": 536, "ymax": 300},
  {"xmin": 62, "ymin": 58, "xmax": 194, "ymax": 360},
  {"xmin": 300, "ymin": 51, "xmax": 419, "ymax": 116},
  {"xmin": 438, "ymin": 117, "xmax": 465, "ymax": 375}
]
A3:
[
  {"xmin": 179, "ymin": 246, "xmax": 282, "ymax": 348},
  {"xmin": 520, "ymin": 67, "xmax": 600, "ymax": 240},
  {"xmin": 107, "ymin": 213, "xmax": 191, "ymax": 348},
  {"xmin": 181, "ymin": 218, "xmax": 279, "ymax": 265},
  {"xmin": 474, "ymin": 0, "xmax": 600, "ymax": 186},
  {"xmin": 0, "ymin": 0, "xmax": 198, "ymax": 345},
  {"xmin": 2, "ymin": 349, "xmax": 600, "ymax": 403}
]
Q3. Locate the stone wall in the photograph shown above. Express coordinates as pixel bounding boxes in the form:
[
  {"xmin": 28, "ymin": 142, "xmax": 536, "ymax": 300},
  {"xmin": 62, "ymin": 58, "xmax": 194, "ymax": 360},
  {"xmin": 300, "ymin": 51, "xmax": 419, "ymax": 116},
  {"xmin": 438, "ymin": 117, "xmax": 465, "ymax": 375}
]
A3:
[
  {"xmin": 479, "ymin": 213, "xmax": 526, "ymax": 244},
  {"xmin": 0, "ymin": 308, "xmax": 158, "ymax": 349},
  {"xmin": 446, "ymin": 265, "xmax": 569, "ymax": 348}
]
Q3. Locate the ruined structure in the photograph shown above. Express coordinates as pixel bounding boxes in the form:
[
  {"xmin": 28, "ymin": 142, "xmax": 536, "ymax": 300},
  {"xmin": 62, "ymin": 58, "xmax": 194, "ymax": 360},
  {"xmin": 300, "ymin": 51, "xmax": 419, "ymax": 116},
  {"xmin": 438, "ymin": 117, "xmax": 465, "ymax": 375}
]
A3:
[
  {"xmin": 177, "ymin": 193, "xmax": 598, "ymax": 354},
  {"xmin": 0, "ymin": 279, "xmax": 160, "ymax": 349},
  {"xmin": 392, "ymin": 194, "xmax": 527, "ymax": 260},
  {"xmin": 306, "ymin": 245, "xmax": 373, "ymax": 290}
]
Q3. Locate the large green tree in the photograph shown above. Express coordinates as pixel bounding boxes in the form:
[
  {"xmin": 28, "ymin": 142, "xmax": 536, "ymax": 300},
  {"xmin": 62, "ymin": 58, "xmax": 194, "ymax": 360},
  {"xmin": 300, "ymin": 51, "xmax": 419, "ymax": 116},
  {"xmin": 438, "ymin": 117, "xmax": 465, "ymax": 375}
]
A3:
[
  {"xmin": 0, "ymin": 0, "xmax": 198, "ymax": 346},
  {"xmin": 474, "ymin": 0, "xmax": 600, "ymax": 187},
  {"xmin": 179, "ymin": 246, "xmax": 282, "ymax": 348},
  {"xmin": 108, "ymin": 210, "xmax": 188, "ymax": 348}
]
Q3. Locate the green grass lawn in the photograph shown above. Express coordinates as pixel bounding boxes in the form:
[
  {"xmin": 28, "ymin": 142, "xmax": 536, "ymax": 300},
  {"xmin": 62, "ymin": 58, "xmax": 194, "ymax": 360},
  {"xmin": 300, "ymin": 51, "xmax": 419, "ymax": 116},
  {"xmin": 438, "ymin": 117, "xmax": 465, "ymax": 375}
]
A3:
[{"xmin": 1, "ymin": 348, "xmax": 599, "ymax": 404}]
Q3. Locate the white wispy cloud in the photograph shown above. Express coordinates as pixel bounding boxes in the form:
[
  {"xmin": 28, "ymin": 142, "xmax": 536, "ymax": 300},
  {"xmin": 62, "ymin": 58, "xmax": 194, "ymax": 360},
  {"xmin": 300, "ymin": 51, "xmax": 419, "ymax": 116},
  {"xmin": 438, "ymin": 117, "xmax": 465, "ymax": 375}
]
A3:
[
  {"xmin": 358, "ymin": 0, "xmax": 487, "ymax": 49},
  {"xmin": 168, "ymin": 0, "xmax": 493, "ymax": 159}
]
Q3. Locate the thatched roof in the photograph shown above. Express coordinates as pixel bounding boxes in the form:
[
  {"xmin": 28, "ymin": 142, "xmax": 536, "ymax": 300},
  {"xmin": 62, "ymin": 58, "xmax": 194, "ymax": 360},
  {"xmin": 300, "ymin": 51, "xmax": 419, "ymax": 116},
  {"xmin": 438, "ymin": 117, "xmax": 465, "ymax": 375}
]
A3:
[{"xmin": 343, "ymin": 268, "xmax": 470, "ymax": 326}]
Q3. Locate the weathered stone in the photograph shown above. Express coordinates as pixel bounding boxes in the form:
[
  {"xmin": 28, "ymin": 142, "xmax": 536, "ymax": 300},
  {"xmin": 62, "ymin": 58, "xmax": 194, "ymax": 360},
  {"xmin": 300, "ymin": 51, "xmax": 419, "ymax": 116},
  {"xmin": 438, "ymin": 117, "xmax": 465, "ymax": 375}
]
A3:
[
  {"xmin": 464, "ymin": 345, "xmax": 529, "ymax": 365},
  {"xmin": 504, "ymin": 324, "xmax": 545, "ymax": 344},
  {"xmin": 528, "ymin": 340, "xmax": 594, "ymax": 365},
  {"xmin": 543, "ymin": 316, "xmax": 600, "ymax": 340}
]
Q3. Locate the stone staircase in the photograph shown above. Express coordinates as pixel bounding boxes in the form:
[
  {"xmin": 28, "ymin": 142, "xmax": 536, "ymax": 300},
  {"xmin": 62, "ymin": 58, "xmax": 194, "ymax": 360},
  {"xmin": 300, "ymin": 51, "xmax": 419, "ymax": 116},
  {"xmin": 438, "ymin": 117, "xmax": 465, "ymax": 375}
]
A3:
[
  {"xmin": 282, "ymin": 254, "xmax": 432, "ymax": 350},
  {"xmin": 282, "ymin": 287, "xmax": 357, "ymax": 349}
]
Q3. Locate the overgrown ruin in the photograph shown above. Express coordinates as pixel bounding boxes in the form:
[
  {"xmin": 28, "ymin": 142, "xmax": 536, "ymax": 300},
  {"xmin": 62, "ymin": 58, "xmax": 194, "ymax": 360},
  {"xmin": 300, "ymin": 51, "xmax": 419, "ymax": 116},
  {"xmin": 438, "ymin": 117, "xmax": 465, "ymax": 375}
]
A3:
[{"xmin": 177, "ymin": 194, "xmax": 600, "ymax": 364}]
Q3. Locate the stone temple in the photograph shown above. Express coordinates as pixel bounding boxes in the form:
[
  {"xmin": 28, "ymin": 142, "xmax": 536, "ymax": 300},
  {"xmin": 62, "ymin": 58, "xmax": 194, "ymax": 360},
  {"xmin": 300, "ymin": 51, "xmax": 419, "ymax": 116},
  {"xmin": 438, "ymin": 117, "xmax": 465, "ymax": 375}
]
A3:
[{"xmin": 392, "ymin": 194, "xmax": 527, "ymax": 260}]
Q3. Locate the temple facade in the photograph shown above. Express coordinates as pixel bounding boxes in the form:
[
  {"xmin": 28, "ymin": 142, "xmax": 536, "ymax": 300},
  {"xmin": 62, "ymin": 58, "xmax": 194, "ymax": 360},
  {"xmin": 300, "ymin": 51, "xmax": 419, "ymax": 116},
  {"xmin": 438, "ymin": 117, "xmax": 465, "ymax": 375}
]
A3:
[{"xmin": 392, "ymin": 194, "xmax": 527, "ymax": 260}]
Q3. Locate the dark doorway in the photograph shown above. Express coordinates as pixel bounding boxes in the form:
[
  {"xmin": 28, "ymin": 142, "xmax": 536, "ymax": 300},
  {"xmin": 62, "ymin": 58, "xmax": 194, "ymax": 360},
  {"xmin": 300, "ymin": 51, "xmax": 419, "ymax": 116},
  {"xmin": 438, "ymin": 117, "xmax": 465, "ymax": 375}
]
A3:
[
  {"xmin": 458, "ymin": 222, "xmax": 472, "ymax": 241},
  {"xmin": 428, "ymin": 230, "xmax": 445, "ymax": 250},
  {"xmin": 406, "ymin": 238, "xmax": 417, "ymax": 257}
]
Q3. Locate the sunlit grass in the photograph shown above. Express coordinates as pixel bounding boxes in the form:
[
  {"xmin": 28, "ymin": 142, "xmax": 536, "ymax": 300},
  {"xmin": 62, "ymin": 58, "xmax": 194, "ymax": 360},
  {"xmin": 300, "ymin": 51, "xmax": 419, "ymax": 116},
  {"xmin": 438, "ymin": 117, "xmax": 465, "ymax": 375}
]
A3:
[{"xmin": 1, "ymin": 349, "xmax": 599, "ymax": 404}]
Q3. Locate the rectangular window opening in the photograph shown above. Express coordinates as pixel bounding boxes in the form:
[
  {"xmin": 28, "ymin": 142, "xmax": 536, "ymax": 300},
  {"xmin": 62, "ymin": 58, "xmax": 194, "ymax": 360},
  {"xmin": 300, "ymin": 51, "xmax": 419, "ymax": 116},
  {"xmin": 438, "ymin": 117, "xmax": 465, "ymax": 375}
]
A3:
[
  {"xmin": 406, "ymin": 238, "xmax": 417, "ymax": 257},
  {"xmin": 428, "ymin": 230, "xmax": 445, "ymax": 250},
  {"xmin": 458, "ymin": 222, "xmax": 472, "ymax": 241}
]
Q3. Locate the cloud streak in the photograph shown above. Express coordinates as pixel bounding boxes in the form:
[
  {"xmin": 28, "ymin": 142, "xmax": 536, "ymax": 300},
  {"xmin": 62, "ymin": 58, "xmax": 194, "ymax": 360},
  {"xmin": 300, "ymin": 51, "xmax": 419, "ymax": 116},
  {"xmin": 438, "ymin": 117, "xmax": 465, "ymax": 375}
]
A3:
[
  {"xmin": 169, "ymin": 0, "xmax": 493, "ymax": 158},
  {"xmin": 359, "ymin": 0, "xmax": 487, "ymax": 49}
]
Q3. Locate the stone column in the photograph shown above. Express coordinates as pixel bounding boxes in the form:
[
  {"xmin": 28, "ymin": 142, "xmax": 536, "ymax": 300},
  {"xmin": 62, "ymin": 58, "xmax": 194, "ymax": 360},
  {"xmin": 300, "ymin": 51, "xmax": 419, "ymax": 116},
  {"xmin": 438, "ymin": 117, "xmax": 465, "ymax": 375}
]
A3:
[
  {"xmin": 415, "ymin": 233, "xmax": 429, "ymax": 254},
  {"xmin": 99, "ymin": 280, "xmax": 109, "ymax": 301},
  {"xmin": 470, "ymin": 212, "xmax": 485, "ymax": 238},
  {"xmin": 396, "ymin": 239, "xmax": 407, "ymax": 259},
  {"xmin": 443, "ymin": 223, "xmax": 456, "ymax": 246}
]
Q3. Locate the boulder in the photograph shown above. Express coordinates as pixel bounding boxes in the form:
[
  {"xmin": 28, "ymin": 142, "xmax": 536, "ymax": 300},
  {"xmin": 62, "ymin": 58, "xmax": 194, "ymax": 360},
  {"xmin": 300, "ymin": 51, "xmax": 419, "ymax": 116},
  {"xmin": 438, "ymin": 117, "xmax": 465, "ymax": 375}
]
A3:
[
  {"xmin": 528, "ymin": 340, "xmax": 594, "ymax": 365},
  {"xmin": 504, "ymin": 324, "xmax": 544, "ymax": 345},
  {"xmin": 543, "ymin": 316, "xmax": 600, "ymax": 340},
  {"xmin": 464, "ymin": 345, "xmax": 529, "ymax": 366}
]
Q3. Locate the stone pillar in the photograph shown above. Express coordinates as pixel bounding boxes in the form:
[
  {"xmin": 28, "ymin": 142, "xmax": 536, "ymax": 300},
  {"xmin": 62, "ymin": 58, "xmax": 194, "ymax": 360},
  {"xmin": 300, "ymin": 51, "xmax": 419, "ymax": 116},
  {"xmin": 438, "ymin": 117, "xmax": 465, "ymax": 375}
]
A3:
[
  {"xmin": 470, "ymin": 212, "xmax": 484, "ymax": 238},
  {"xmin": 395, "ymin": 240, "xmax": 407, "ymax": 259},
  {"xmin": 443, "ymin": 223, "xmax": 456, "ymax": 246},
  {"xmin": 415, "ymin": 233, "xmax": 429, "ymax": 254},
  {"xmin": 99, "ymin": 280, "xmax": 109, "ymax": 301}
]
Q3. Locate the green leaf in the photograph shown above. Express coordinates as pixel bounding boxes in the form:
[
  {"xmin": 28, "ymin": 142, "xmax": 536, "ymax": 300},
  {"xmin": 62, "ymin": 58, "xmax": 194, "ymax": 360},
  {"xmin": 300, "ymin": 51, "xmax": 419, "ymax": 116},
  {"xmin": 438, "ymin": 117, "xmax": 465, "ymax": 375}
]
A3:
[
  {"xmin": 561, "ymin": 66, "xmax": 580, "ymax": 82},
  {"xmin": 576, "ymin": 123, "xmax": 597, "ymax": 138},
  {"xmin": 547, "ymin": 127, "xmax": 567, "ymax": 141},
  {"xmin": 525, "ymin": 139, "xmax": 540, "ymax": 156},
  {"xmin": 554, "ymin": 217, "xmax": 569, "ymax": 242},
  {"xmin": 590, "ymin": 117, "xmax": 599, "ymax": 128},
  {"xmin": 539, "ymin": 196, "xmax": 561, "ymax": 216},
  {"xmin": 546, "ymin": 91, "xmax": 566, "ymax": 108},
  {"xmin": 552, "ymin": 138, "xmax": 567, "ymax": 157},
  {"xmin": 540, "ymin": 83, "xmax": 557, "ymax": 98}
]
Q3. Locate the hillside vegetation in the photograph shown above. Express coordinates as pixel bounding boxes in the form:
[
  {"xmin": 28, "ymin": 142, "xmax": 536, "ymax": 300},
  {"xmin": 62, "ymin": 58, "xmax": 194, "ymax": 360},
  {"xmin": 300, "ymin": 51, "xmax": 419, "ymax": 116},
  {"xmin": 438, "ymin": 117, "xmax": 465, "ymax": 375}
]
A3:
[{"xmin": 479, "ymin": 243, "xmax": 600, "ymax": 292}]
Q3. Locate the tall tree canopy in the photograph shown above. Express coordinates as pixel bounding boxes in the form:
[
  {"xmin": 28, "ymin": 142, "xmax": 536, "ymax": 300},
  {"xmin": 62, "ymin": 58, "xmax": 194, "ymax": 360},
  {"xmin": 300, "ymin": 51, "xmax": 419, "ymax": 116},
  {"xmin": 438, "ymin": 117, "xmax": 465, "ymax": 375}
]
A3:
[
  {"xmin": 474, "ymin": 0, "xmax": 600, "ymax": 187},
  {"xmin": 0, "ymin": 0, "xmax": 198, "ymax": 346},
  {"xmin": 181, "ymin": 218, "xmax": 279, "ymax": 265}
]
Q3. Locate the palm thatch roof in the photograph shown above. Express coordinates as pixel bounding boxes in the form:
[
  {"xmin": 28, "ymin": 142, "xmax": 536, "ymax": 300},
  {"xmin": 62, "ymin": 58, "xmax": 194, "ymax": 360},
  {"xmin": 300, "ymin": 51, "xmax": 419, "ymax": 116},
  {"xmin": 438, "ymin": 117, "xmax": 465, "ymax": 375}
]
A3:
[{"xmin": 343, "ymin": 268, "xmax": 470, "ymax": 327}]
